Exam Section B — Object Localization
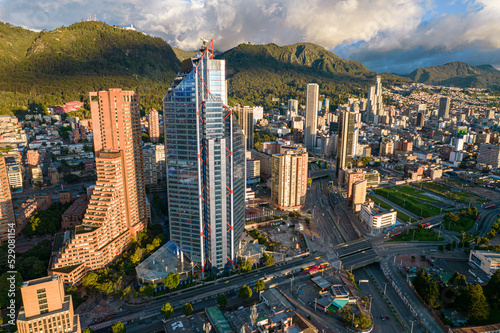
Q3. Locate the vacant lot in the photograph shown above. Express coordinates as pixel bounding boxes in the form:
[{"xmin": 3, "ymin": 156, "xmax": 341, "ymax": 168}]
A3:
[{"xmin": 374, "ymin": 186, "xmax": 444, "ymax": 218}]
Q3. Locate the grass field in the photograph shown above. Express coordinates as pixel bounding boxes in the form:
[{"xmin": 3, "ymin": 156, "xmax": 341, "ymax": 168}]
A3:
[
  {"xmin": 388, "ymin": 228, "xmax": 444, "ymax": 242},
  {"xmin": 374, "ymin": 186, "xmax": 443, "ymax": 218},
  {"xmin": 367, "ymin": 195, "xmax": 412, "ymax": 223},
  {"xmin": 420, "ymin": 182, "xmax": 488, "ymax": 204},
  {"xmin": 443, "ymin": 214, "xmax": 477, "ymax": 233}
]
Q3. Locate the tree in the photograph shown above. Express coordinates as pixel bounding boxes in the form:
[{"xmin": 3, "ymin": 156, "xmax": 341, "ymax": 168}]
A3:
[
  {"xmin": 413, "ymin": 269, "xmax": 439, "ymax": 307},
  {"xmin": 161, "ymin": 302, "xmax": 174, "ymax": 319},
  {"xmin": 255, "ymin": 280, "xmax": 265, "ymax": 293},
  {"xmin": 163, "ymin": 273, "xmax": 180, "ymax": 290},
  {"xmin": 241, "ymin": 260, "xmax": 252, "ymax": 272},
  {"xmin": 353, "ymin": 312, "xmax": 372, "ymax": 329},
  {"xmin": 263, "ymin": 253, "xmax": 275, "ymax": 266},
  {"xmin": 445, "ymin": 243, "xmax": 452, "ymax": 251},
  {"xmin": 485, "ymin": 270, "xmax": 500, "ymax": 305},
  {"xmin": 452, "ymin": 240, "xmax": 457, "ymax": 249},
  {"xmin": 111, "ymin": 322, "xmax": 126, "ymax": 333},
  {"xmin": 462, "ymin": 284, "xmax": 489, "ymax": 322},
  {"xmin": 239, "ymin": 285, "xmax": 253, "ymax": 299},
  {"xmin": 362, "ymin": 156, "xmax": 371, "ymax": 166},
  {"xmin": 449, "ymin": 272, "xmax": 467, "ymax": 288},
  {"xmin": 486, "ymin": 229, "xmax": 496, "ymax": 239},
  {"xmin": 477, "ymin": 237, "xmax": 489, "ymax": 246},
  {"xmin": 217, "ymin": 293, "xmax": 227, "ymax": 309},
  {"xmin": 438, "ymin": 245, "xmax": 444, "ymax": 251},
  {"xmin": 182, "ymin": 303, "xmax": 193, "ymax": 316},
  {"xmin": 82, "ymin": 329, "xmax": 95, "ymax": 333}
]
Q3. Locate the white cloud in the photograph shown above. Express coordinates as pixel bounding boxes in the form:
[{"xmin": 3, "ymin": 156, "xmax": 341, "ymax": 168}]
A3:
[{"xmin": 0, "ymin": 0, "xmax": 499, "ymax": 71}]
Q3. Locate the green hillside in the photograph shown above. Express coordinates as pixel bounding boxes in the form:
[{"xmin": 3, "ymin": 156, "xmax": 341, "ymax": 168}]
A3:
[
  {"xmin": 406, "ymin": 61, "xmax": 500, "ymax": 90},
  {"xmin": 0, "ymin": 21, "xmax": 411, "ymax": 116},
  {"xmin": 172, "ymin": 47, "xmax": 198, "ymax": 62},
  {"xmin": 217, "ymin": 42, "xmax": 409, "ymax": 108},
  {"xmin": 0, "ymin": 21, "xmax": 180, "ymax": 116}
]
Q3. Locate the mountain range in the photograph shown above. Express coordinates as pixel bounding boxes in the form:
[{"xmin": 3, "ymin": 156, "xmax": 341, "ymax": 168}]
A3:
[
  {"xmin": 0, "ymin": 20, "xmax": 498, "ymax": 116},
  {"xmin": 406, "ymin": 61, "xmax": 500, "ymax": 91}
]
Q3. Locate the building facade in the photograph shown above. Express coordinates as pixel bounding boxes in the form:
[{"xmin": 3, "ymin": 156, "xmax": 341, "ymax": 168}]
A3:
[
  {"xmin": 271, "ymin": 147, "xmax": 308, "ymax": 211},
  {"xmin": 148, "ymin": 108, "xmax": 160, "ymax": 143},
  {"xmin": 305, "ymin": 83, "xmax": 319, "ymax": 150},
  {"xmin": 16, "ymin": 275, "xmax": 81, "ymax": 333},
  {"xmin": 478, "ymin": 143, "xmax": 500, "ymax": 168},
  {"xmin": 360, "ymin": 201, "xmax": 397, "ymax": 235},
  {"xmin": 163, "ymin": 41, "xmax": 245, "ymax": 270},
  {"xmin": 438, "ymin": 97, "xmax": 450, "ymax": 120},
  {"xmin": 336, "ymin": 111, "xmax": 356, "ymax": 176},
  {"xmin": 237, "ymin": 106, "xmax": 254, "ymax": 150},
  {"xmin": 48, "ymin": 89, "xmax": 147, "ymax": 285},
  {"xmin": 0, "ymin": 157, "xmax": 15, "ymax": 243}
]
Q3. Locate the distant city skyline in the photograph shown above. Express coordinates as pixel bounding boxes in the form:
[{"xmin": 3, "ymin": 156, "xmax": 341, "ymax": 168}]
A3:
[{"xmin": 1, "ymin": 0, "xmax": 499, "ymax": 73}]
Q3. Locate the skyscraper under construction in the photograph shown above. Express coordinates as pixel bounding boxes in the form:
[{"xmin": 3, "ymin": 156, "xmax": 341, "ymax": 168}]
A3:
[{"xmin": 163, "ymin": 40, "xmax": 245, "ymax": 272}]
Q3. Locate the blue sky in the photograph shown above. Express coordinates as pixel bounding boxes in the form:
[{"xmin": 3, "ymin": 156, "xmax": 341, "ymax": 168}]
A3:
[{"xmin": 0, "ymin": 0, "xmax": 499, "ymax": 74}]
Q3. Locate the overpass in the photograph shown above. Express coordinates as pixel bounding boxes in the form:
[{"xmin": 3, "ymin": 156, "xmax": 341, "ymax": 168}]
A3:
[
  {"xmin": 333, "ymin": 239, "xmax": 379, "ymax": 271},
  {"xmin": 310, "ymin": 170, "xmax": 332, "ymax": 180}
]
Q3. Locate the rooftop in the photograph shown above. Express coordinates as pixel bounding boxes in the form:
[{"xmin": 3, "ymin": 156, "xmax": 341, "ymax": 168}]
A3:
[
  {"xmin": 136, "ymin": 240, "xmax": 195, "ymax": 283},
  {"xmin": 261, "ymin": 288, "xmax": 294, "ymax": 313},
  {"xmin": 21, "ymin": 275, "xmax": 58, "ymax": 287},
  {"xmin": 205, "ymin": 306, "xmax": 233, "ymax": 333}
]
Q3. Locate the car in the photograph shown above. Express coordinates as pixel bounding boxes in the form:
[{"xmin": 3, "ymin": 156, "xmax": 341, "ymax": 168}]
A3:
[{"xmin": 386, "ymin": 316, "xmax": 390, "ymax": 321}]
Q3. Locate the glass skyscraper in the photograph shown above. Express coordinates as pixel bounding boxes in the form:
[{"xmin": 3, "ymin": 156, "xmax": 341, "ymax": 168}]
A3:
[{"xmin": 163, "ymin": 41, "xmax": 245, "ymax": 272}]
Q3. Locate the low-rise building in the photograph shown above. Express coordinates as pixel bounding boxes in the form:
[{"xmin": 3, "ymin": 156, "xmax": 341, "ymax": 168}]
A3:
[
  {"xmin": 360, "ymin": 201, "xmax": 397, "ymax": 235},
  {"xmin": 469, "ymin": 250, "xmax": 500, "ymax": 276}
]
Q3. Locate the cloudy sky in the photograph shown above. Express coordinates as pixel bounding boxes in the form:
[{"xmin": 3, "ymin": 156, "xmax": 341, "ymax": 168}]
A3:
[{"xmin": 1, "ymin": 0, "xmax": 499, "ymax": 74}]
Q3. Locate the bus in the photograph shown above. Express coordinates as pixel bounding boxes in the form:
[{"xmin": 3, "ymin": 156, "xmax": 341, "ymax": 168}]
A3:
[
  {"xmin": 421, "ymin": 222, "xmax": 431, "ymax": 228},
  {"xmin": 391, "ymin": 232, "xmax": 402, "ymax": 238},
  {"xmin": 484, "ymin": 204, "xmax": 497, "ymax": 210}
]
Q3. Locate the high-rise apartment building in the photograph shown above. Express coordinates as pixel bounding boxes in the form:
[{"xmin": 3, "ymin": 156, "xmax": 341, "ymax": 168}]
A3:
[
  {"xmin": 27, "ymin": 149, "xmax": 40, "ymax": 167},
  {"xmin": 438, "ymin": 97, "xmax": 450, "ymax": 120},
  {"xmin": 0, "ymin": 157, "xmax": 15, "ymax": 243},
  {"xmin": 5, "ymin": 157, "xmax": 23, "ymax": 190},
  {"xmin": 48, "ymin": 89, "xmax": 147, "ymax": 285},
  {"xmin": 238, "ymin": 106, "xmax": 254, "ymax": 150},
  {"xmin": 16, "ymin": 275, "xmax": 81, "ymax": 333},
  {"xmin": 367, "ymin": 76, "xmax": 384, "ymax": 119},
  {"xmin": 336, "ymin": 111, "xmax": 356, "ymax": 176},
  {"xmin": 352, "ymin": 180, "xmax": 367, "ymax": 212},
  {"xmin": 148, "ymin": 108, "xmax": 160, "ymax": 143},
  {"xmin": 271, "ymin": 147, "xmax": 308, "ymax": 211},
  {"xmin": 163, "ymin": 41, "xmax": 245, "ymax": 271},
  {"xmin": 305, "ymin": 83, "xmax": 319, "ymax": 150}
]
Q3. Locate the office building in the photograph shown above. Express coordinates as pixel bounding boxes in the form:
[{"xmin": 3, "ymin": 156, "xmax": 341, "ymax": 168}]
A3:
[
  {"xmin": 252, "ymin": 106, "xmax": 264, "ymax": 123},
  {"xmin": 416, "ymin": 112, "xmax": 425, "ymax": 127},
  {"xmin": 360, "ymin": 201, "xmax": 397, "ymax": 235},
  {"xmin": 487, "ymin": 109, "xmax": 495, "ymax": 120},
  {"xmin": 288, "ymin": 99, "xmax": 298, "ymax": 118},
  {"xmin": 148, "ymin": 108, "xmax": 160, "ymax": 143},
  {"xmin": 48, "ymin": 89, "xmax": 147, "ymax": 285},
  {"xmin": 477, "ymin": 144, "xmax": 500, "ymax": 168},
  {"xmin": 345, "ymin": 169, "xmax": 365, "ymax": 201},
  {"xmin": 352, "ymin": 180, "xmax": 367, "ymax": 212},
  {"xmin": 305, "ymin": 83, "xmax": 319, "ymax": 150},
  {"xmin": 336, "ymin": 111, "xmax": 356, "ymax": 176},
  {"xmin": 163, "ymin": 41, "xmax": 245, "ymax": 270},
  {"xmin": 16, "ymin": 275, "xmax": 81, "ymax": 333},
  {"xmin": 438, "ymin": 97, "xmax": 450, "ymax": 120},
  {"xmin": 0, "ymin": 157, "xmax": 15, "ymax": 243},
  {"xmin": 238, "ymin": 106, "xmax": 254, "ymax": 150},
  {"xmin": 322, "ymin": 98, "xmax": 330, "ymax": 112},
  {"xmin": 271, "ymin": 147, "xmax": 308, "ymax": 211}
]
